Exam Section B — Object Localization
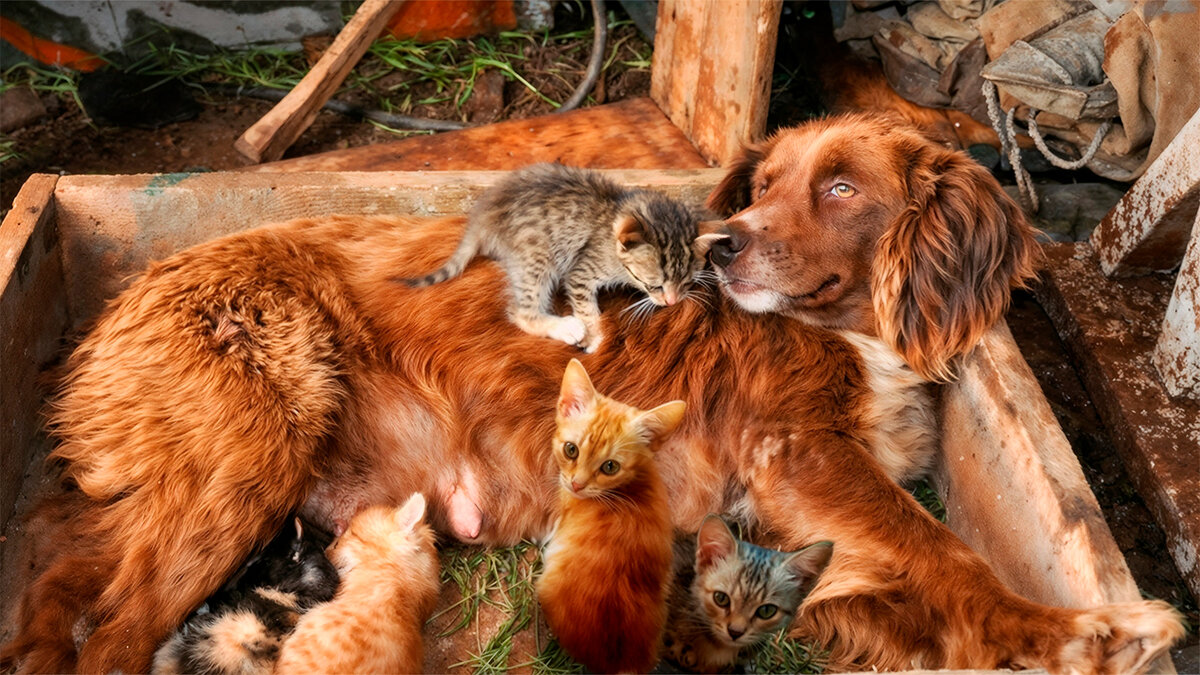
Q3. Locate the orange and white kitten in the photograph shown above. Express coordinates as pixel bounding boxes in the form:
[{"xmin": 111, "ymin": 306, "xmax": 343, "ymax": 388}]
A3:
[
  {"xmin": 275, "ymin": 494, "xmax": 439, "ymax": 675},
  {"xmin": 536, "ymin": 359, "xmax": 685, "ymax": 673}
]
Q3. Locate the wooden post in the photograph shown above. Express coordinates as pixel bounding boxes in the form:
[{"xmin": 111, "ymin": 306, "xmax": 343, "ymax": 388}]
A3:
[
  {"xmin": 1153, "ymin": 208, "xmax": 1200, "ymax": 399},
  {"xmin": 235, "ymin": 0, "xmax": 403, "ymax": 164},
  {"xmin": 650, "ymin": 0, "xmax": 782, "ymax": 167},
  {"xmin": 1090, "ymin": 108, "xmax": 1200, "ymax": 276}
]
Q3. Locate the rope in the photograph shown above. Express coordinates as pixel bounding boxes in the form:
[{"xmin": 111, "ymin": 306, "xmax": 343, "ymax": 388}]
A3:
[
  {"xmin": 983, "ymin": 80, "xmax": 1039, "ymax": 213},
  {"xmin": 1027, "ymin": 113, "xmax": 1112, "ymax": 170}
]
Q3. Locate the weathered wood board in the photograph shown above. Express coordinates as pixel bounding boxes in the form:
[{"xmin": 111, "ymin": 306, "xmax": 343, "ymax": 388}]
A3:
[{"xmin": 650, "ymin": 0, "xmax": 782, "ymax": 166}]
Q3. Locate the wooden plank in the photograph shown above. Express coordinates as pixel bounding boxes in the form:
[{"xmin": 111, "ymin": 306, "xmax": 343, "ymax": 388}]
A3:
[
  {"xmin": 1153, "ymin": 209, "xmax": 1200, "ymax": 398},
  {"xmin": 0, "ymin": 174, "xmax": 67, "ymax": 531},
  {"xmin": 938, "ymin": 322, "xmax": 1146, "ymax": 608},
  {"xmin": 235, "ymin": 0, "xmax": 404, "ymax": 163},
  {"xmin": 1036, "ymin": 242, "xmax": 1200, "ymax": 602},
  {"xmin": 52, "ymin": 169, "xmax": 725, "ymax": 324},
  {"xmin": 650, "ymin": 0, "xmax": 782, "ymax": 166},
  {"xmin": 1091, "ymin": 108, "xmax": 1200, "ymax": 275},
  {"xmin": 244, "ymin": 98, "xmax": 708, "ymax": 173}
]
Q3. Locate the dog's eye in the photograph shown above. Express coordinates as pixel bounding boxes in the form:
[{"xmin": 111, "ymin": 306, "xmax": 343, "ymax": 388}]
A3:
[{"xmin": 831, "ymin": 183, "xmax": 857, "ymax": 198}]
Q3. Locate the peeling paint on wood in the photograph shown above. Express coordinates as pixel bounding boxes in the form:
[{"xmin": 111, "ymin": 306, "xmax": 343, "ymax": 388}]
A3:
[
  {"xmin": 1092, "ymin": 108, "xmax": 1200, "ymax": 275},
  {"xmin": 1153, "ymin": 208, "xmax": 1200, "ymax": 399},
  {"xmin": 1036, "ymin": 242, "xmax": 1200, "ymax": 600}
]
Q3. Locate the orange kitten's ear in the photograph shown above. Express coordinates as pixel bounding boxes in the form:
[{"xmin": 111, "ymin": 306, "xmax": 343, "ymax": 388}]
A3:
[
  {"xmin": 785, "ymin": 541, "xmax": 834, "ymax": 595},
  {"xmin": 396, "ymin": 493, "xmax": 427, "ymax": 532},
  {"xmin": 613, "ymin": 213, "xmax": 646, "ymax": 251},
  {"xmin": 696, "ymin": 514, "xmax": 737, "ymax": 572},
  {"xmin": 638, "ymin": 400, "xmax": 687, "ymax": 444},
  {"xmin": 558, "ymin": 359, "xmax": 597, "ymax": 418}
]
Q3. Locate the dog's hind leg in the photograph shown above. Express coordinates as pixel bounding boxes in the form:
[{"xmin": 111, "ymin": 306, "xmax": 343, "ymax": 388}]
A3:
[{"xmin": 37, "ymin": 247, "xmax": 359, "ymax": 673}]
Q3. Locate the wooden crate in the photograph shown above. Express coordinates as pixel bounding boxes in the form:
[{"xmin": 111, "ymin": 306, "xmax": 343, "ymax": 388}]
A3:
[{"xmin": 0, "ymin": 171, "xmax": 1169, "ymax": 673}]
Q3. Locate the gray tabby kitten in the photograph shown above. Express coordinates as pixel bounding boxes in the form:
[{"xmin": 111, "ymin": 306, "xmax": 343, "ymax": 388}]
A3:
[
  {"xmin": 151, "ymin": 517, "xmax": 339, "ymax": 675},
  {"xmin": 662, "ymin": 515, "xmax": 833, "ymax": 673},
  {"xmin": 404, "ymin": 163, "xmax": 726, "ymax": 352}
]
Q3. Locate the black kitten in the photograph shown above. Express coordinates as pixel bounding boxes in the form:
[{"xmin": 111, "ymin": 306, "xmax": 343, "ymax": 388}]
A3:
[{"xmin": 151, "ymin": 517, "xmax": 339, "ymax": 675}]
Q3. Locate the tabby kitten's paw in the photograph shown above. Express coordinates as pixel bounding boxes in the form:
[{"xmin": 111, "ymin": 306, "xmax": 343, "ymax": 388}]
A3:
[{"xmin": 547, "ymin": 316, "xmax": 589, "ymax": 347}]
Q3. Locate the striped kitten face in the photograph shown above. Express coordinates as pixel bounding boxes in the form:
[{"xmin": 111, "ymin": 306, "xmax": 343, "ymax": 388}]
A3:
[
  {"xmin": 693, "ymin": 516, "xmax": 833, "ymax": 650},
  {"xmin": 612, "ymin": 194, "xmax": 727, "ymax": 307},
  {"xmin": 553, "ymin": 359, "xmax": 685, "ymax": 499}
]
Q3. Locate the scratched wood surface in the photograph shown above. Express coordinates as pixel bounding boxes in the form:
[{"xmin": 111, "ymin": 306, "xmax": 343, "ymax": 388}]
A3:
[{"xmin": 650, "ymin": 0, "xmax": 782, "ymax": 166}]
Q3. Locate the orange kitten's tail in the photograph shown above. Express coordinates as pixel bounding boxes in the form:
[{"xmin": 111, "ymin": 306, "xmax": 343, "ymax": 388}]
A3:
[{"xmin": 400, "ymin": 227, "xmax": 480, "ymax": 287}]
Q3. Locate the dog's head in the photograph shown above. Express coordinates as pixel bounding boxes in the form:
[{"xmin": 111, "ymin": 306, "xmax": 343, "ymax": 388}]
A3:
[{"xmin": 706, "ymin": 113, "xmax": 1037, "ymax": 382}]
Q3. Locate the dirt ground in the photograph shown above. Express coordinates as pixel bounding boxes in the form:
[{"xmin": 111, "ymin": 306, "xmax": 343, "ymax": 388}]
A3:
[{"xmin": 1, "ymin": 1, "xmax": 1196, "ymax": 671}]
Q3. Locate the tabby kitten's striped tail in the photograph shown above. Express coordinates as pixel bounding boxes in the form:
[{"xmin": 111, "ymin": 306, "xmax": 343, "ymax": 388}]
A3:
[{"xmin": 403, "ymin": 229, "xmax": 480, "ymax": 287}]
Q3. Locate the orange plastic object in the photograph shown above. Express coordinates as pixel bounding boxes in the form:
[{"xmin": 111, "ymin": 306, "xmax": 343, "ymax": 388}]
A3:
[
  {"xmin": 0, "ymin": 16, "xmax": 103, "ymax": 71},
  {"xmin": 385, "ymin": 0, "xmax": 517, "ymax": 41}
]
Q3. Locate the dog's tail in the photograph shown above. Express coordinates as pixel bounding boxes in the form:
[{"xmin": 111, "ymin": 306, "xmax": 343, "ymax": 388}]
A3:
[{"xmin": 401, "ymin": 227, "xmax": 480, "ymax": 287}]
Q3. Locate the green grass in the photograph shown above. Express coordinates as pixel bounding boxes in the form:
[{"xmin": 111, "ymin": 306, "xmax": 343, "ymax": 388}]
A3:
[
  {"xmin": 0, "ymin": 136, "xmax": 19, "ymax": 164},
  {"xmin": 911, "ymin": 478, "xmax": 947, "ymax": 522},
  {"xmin": 0, "ymin": 13, "xmax": 651, "ymax": 140},
  {"xmin": 748, "ymin": 629, "xmax": 828, "ymax": 674},
  {"xmin": 432, "ymin": 541, "xmax": 827, "ymax": 674}
]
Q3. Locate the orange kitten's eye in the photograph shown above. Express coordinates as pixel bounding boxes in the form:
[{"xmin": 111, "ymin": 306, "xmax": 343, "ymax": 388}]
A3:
[
  {"xmin": 600, "ymin": 460, "xmax": 620, "ymax": 475},
  {"xmin": 563, "ymin": 442, "xmax": 578, "ymax": 459},
  {"xmin": 713, "ymin": 591, "xmax": 730, "ymax": 608}
]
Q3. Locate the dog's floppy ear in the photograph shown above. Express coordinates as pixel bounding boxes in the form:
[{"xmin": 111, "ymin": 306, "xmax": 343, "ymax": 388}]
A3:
[
  {"xmin": 705, "ymin": 140, "xmax": 772, "ymax": 217},
  {"xmin": 872, "ymin": 148, "xmax": 1038, "ymax": 383}
]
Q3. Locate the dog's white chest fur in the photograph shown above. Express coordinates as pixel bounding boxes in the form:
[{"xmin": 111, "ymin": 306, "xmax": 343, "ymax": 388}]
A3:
[{"xmin": 839, "ymin": 331, "xmax": 939, "ymax": 484}]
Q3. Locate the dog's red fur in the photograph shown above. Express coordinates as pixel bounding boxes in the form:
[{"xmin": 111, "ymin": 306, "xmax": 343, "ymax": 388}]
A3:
[{"xmin": 2, "ymin": 114, "xmax": 1183, "ymax": 674}]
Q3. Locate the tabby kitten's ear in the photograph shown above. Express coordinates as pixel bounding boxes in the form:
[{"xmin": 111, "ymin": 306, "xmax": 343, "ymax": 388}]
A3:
[
  {"xmin": 696, "ymin": 515, "xmax": 738, "ymax": 572},
  {"xmin": 396, "ymin": 493, "xmax": 428, "ymax": 532},
  {"xmin": 637, "ymin": 400, "xmax": 687, "ymax": 445},
  {"xmin": 613, "ymin": 213, "xmax": 646, "ymax": 251},
  {"xmin": 785, "ymin": 541, "xmax": 834, "ymax": 594},
  {"xmin": 558, "ymin": 359, "xmax": 597, "ymax": 418}
]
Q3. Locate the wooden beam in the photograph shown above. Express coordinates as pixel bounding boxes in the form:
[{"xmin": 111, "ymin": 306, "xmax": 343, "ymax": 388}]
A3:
[
  {"xmin": 1153, "ymin": 208, "xmax": 1200, "ymax": 398},
  {"xmin": 243, "ymin": 98, "xmax": 708, "ymax": 173},
  {"xmin": 0, "ymin": 174, "xmax": 67, "ymax": 531},
  {"xmin": 938, "ymin": 322, "xmax": 1146, "ymax": 610},
  {"xmin": 1091, "ymin": 108, "xmax": 1200, "ymax": 276},
  {"xmin": 650, "ymin": 0, "xmax": 782, "ymax": 166},
  {"xmin": 235, "ymin": 0, "xmax": 403, "ymax": 164},
  {"xmin": 1036, "ymin": 242, "xmax": 1200, "ymax": 601},
  {"xmin": 52, "ymin": 169, "xmax": 726, "ymax": 323}
]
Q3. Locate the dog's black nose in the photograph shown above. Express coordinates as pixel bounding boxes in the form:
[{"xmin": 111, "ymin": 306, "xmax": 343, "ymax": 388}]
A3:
[{"xmin": 709, "ymin": 233, "xmax": 743, "ymax": 268}]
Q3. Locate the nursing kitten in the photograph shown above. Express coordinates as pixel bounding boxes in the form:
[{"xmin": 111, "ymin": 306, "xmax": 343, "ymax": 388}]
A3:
[
  {"xmin": 151, "ymin": 517, "xmax": 339, "ymax": 675},
  {"xmin": 537, "ymin": 359, "xmax": 685, "ymax": 673},
  {"xmin": 404, "ymin": 163, "xmax": 726, "ymax": 351},
  {"xmin": 662, "ymin": 516, "xmax": 833, "ymax": 673},
  {"xmin": 275, "ymin": 494, "xmax": 440, "ymax": 675}
]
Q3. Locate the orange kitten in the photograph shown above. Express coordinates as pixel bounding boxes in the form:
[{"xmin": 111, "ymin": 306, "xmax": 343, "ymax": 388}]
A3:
[
  {"xmin": 275, "ymin": 494, "xmax": 439, "ymax": 675},
  {"xmin": 536, "ymin": 359, "xmax": 685, "ymax": 673}
]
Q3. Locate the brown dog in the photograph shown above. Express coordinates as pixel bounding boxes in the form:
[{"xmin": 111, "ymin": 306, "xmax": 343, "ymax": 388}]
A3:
[{"xmin": 2, "ymin": 114, "xmax": 1183, "ymax": 673}]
